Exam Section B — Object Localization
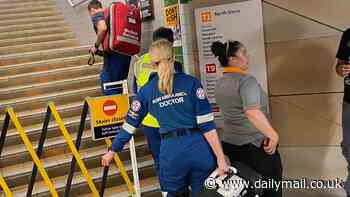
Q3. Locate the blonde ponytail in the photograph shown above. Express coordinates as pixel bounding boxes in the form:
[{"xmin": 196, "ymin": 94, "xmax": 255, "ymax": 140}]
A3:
[{"xmin": 149, "ymin": 40, "xmax": 175, "ymax": 94}]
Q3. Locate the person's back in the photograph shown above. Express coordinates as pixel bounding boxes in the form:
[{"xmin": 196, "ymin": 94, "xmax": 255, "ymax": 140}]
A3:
[
  {"xmin": 141, "ymin": 73, "xmax": 206, "ymax": 132},
  {"xmin": 215, "ymin": 73, "xmax": 267, "ymax": 146},
  {"xmin": 88, "ymin": 0, "xmax": 131, "ymax": 95}
]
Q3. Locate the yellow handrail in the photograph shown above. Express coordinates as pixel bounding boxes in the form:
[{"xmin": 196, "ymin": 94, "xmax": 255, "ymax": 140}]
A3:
[
  {"xmin": 7, "ymin": 108, "xmax": 59, "ymax": 197},
  {"xmin": 0, "ymin": 176, "xmax": 13, "ymax": 197},
  {"xmin": 48, "ymin": 102, "xmax": 100, "ymax": 197},
  {"xmin": 105, "ymin": 138, "xmax": 135, "ymax": 194}
]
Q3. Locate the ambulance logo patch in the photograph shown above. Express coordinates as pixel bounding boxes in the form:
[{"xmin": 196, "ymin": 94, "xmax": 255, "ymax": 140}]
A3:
[
  {"xmin": 131, "ymin": 100, "xmax": 141, "ymax": 112},
  {"xmin": 196, "ymin": 88, "xmax": 206, "ymax": 100}
]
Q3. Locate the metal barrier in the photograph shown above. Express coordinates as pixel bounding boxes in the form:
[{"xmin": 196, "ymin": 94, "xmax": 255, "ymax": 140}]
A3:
[
  {"xmin": 0, "ymin": 176, "xmax": 13, "ymax": 197},
  {"xmin": 0, "ymin": 108, "xmax": 59, "ymax": 197},
  {"xmin": 0, "ymin": 81, "xmax": 140, "ymax": 196}
]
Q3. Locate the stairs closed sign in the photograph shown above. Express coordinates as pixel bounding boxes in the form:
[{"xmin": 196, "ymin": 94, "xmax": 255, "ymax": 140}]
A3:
[{"xmin": 87, "ymin": 95, "xmax": 129, "ymax": 140}]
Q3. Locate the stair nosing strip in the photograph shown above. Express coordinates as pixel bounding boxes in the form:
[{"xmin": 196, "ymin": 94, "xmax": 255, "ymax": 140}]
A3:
[
  {"xmin": 0, "ymin": 75, "xmax": 100, "ymax": 94},
  {"xmin": 0, "ymin": 86, "xmax": 100, "ymax": 108},
  {"xmin": 0, "ymin": 26, "xmax": 72, "ymax": 38},
  {"xmin": 0, "ymin": 32, "xmax": 75, "ymax": 46},
  {"xmin": 0, "ymin": 15, "xmax": 65, "ymax": 26},
  {"xmin": 0, "ymin": 101, "xmax": 84, "ymax": 121},
  {"xmin": 0, "ymin": 54, "xmax": 91, "ymax": 72},
  {"xmin": 0, "ymin": 20, "xmax": 66, "ymax": 30},
  {"xmin": 0, "ymin": 45, "xmax": 89, "ymax": 59},
  {"xmin": 0, "ymin": 38, "xmax": 77, "ymax": 51},
  {"xmin": 0, "ymin": 63, "xmax": 100, "ymax": 81}
]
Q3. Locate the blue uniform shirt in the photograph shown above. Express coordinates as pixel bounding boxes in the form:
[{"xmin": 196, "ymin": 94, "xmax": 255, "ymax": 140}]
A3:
[{"xmin": 112, "ymin": 73, "xmax": 216, "ymax": 151}]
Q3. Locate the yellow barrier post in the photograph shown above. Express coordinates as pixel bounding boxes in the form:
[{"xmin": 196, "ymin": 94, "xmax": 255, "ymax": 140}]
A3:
[
  {"xmin": 48, "ymin": 102, "xmax": 100, "ymax": 197},
  {"xmin": 0, "ymin": 176, "xmax": 13, "ymax": 197},
  {"xmin": 7, "ymin": 108, "xmax": 59, "ymax": 197}
]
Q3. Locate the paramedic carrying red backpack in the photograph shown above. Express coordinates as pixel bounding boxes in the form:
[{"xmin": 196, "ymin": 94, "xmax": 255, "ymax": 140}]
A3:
[{"xmin": 102, "ymin": 1, "xmax": 141, "ymax": 56}]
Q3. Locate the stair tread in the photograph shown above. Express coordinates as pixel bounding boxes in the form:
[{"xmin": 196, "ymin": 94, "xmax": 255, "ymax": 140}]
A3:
[
  {"xmin": 82, "ymin": 176, "xmax": 160, "ymax": 197},
  {"xmin": 0, "ymin": 15, "xmax": 63, "ymax": 25},
  {"xmin": 0, "ymin": 9, "xmax": 60, "ymax": 19},
  {"xmin": 0, "ymin": 74, "xmax": 99, "ymax": 93},
  {"xmin": 0, "ymin": 20, "xmax": 67, "ymax": 32},
  {"xmin": 1, "ymin": 127, "xmax": 93, "ymax": 158},
  {"xmin": 0, "ymin": 38, "xmax": 76, "ymax": 50},
  {"xmin": 0, "ymin": 32, "xmax": 74, "ymax": 47},
  {"xmin": 0, "ymin": 26, "xmax": 72, "ymax": 38},
  {"xmin": 0, "ymin": 54, "xmax": 91, "ymax": 72},
  {"xmin": 0, "ymin": 63, "xmax": 100, "ymax": 81},
  {"xmin": 5, "ymin": 115, "xmax": 83, "ymax": 138},
  {"xmin": 0, "ymin": 85, "xmax": 100, "ymax": 108},
  {"xmin": 1, "ymin": 140, "xmax": 147, "ymax": 178},
  {"xmin": 0, "ymin": 1, "xmax": 55, "ymax": 9},
  {"xmin": 0, "ymin": 46, "xmax": 89, "ymax": 59},
  {"xmin": 10, "ymin": 156, "xmax": 154, "ymax": 196}
]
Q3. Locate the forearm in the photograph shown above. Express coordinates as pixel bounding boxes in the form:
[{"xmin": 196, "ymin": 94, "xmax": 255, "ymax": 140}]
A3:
[
  {"xmin": 111, "ymin": 130, "xmax": 133, "ymax": 152},
  {"xmin": 246, "ymin": 109, "xmax": 278, "ymax": 140},
  {"xmin": 95, "ymin": 30, "xmax": 106, "ymax": 47},
  {"xmin": 203, "ymin": 130, "xmax": 226, "ymax": 161}
]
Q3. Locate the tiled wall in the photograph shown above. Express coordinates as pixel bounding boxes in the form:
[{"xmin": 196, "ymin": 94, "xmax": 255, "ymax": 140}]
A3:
[{"xmin": 188, "ymin": 0, "xmax": 347, "ymax": 196}]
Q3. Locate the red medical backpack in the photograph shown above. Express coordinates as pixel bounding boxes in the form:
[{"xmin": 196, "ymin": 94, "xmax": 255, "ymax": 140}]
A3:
[{"xmin": 103, "ymin": 2, "xmax": 141, "ymax": 56}]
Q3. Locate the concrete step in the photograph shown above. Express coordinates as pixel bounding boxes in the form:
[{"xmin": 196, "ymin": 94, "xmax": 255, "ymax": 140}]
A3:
[
  {"xmin": 0, "ymin": 9, "xmax": 61, "ymax": 21},
  {"xmin": 0, "ymin": 63, "xmax": 101, "ymax": 88},
  {"xmin": 1, "ymin": 140, "xmax": 149, "ymax": 188},
  {"xmin": 0, "ymin": 75, "xmax": 100, "ymax": 101},
  {"xmin": 0, "ymin": 39, "xmax": 79, "ymax": 55},
  {"xmin": 7, "ymin": 156, "xmax": 155, "ymax": 197},
  {"xmin": 0, "ymin": 55, "xmax": 96, "ymax": 76},
  {"xmin": 0, "ymin": 5, "xmax": 57, "ymax": 15},
  {"xmin": 0, "ymin": 46, "xmax": 89, "ymax": 66},
  {"xmin": 81, "ymin": 176, "xmax": 161, "ymax": 197},
  {"xmin": 0, "ymin": 15, "xmax": 64, "ymax": 27},
  {"xmin": 0, "ymin": 32, "xmax": 75, "ymax": 48},
  {"xmin": 0, "ymin": 0, "xmax": 53, "ymax": 3},
  {"xmin": 0, "ymin": 20, "xmax": 67, "ymax": 33},
  {"xmin": 0, "ymin": 26, "xmax": 72, "ymax": 40},
  {"xmin": 3, "ymin": 115, "xmax": 85, "ymax": 149},
  {"xmin": 0, "ymin": 1, "xmax": 55, "ymax": 10},
  {"xmin": 0, "ymin": 86, "xmax": 101, "ymax": 115},
  {"xmin": 1, "ymin": 102, "xmax": 84, "ymax": 137}
]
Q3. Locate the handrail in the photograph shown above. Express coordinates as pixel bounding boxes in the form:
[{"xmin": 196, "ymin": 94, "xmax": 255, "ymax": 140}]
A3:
[{"xmin": 0, "ymin": 108, "xmax": 59, "ymax": 197}]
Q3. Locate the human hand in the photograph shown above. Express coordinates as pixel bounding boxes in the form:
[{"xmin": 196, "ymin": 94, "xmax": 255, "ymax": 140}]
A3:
[
  {"xmin": 216, "ymin": 157, "xmax": 229, "ymax": 176},
  {"xmin": 340, "ymin": 64, "xmax": 350, "ymax": 77},
  {"xmin": 101, "ymin": 150, "xmax": 115, "ymax": 166},
  {"xmin": 89, "ymin": 46, "xmax": 98, "ymax": 54},
  {"xmin": 263, "ymin": 135, "xmax": 279, "ymax": 155}
]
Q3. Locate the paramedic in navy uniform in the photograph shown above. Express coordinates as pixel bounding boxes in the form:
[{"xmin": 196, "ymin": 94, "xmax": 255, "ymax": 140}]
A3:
[{"xmin": 101, "ymin": 40, "xmax": 229, "ymax": 197}]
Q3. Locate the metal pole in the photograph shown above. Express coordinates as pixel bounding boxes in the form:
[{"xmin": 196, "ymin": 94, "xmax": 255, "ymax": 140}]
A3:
[
  {"xmin": 99, "ymin": 166, "xmax": 109, "ymax": 197},
  {"xmin": 0, "ymin": 113, "xmax": 10, "ymax": 156},
  {"xmin": 26, "ymin": 108, "xmax": 52, "ymax": 197},
  {"xmin": 64, "ymin": 102, "xmax": 89, "ymax": 197}
]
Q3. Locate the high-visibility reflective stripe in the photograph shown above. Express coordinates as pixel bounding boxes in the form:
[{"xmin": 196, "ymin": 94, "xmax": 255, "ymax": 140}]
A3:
[
  {"xmin": 7, "ymin": 108, "xmax": 59, "ymax": 197},
  {"xmin": 122, "ymin": 122, "xmax": 136, "ymax": 134},
  {"xmin": 196, "ymin": 113, "xmax": 214, "ymax": 124},
  {"xmin": 105, "ymin": 139, "xmax": 135, "ymax": 195},
  {"xmin": 0, "ymin": 176, "xmax": 13, "ymax": 197},
  {"xmin": 48, "ymin": 102, "xmax": 100, "ymax": 197},
  {"xmin": 162, "ymin": 192, "xmax": 168, "ymax": 197}
]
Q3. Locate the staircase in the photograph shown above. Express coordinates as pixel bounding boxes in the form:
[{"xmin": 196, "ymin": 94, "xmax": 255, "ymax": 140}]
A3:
[{"xmin": 0, "ymin": 0, "xmax": 158, "ymax": 196}]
